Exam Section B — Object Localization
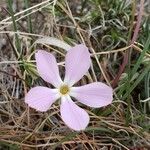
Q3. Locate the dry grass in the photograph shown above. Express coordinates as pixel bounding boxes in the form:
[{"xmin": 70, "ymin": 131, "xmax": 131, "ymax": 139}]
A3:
[{"xmin": 0, "ymin": 0, "xmax": 150, "ymax": 149}]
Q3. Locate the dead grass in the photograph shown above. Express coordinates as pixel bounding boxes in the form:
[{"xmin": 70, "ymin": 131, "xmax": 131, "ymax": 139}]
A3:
[{"xmin": 0, "ymin": 0, "xmax": 150, "ymax": 149}]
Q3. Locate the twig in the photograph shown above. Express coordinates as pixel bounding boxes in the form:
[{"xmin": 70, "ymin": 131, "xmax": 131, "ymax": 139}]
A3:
[{"xmin": 0, "ymin": 69, "xmax": 25, "ymax": 81}]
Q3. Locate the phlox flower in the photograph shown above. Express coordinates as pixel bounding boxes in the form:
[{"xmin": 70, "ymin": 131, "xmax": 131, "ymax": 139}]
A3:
[{"xmin": 25, "ymin": 44, "xmax": 113, "ymax": 131}]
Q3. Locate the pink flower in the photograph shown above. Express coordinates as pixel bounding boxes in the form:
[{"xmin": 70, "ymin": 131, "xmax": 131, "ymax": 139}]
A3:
[{"xmin": 25, "ymin": 44, "xmax": 113, "ymax": 131}]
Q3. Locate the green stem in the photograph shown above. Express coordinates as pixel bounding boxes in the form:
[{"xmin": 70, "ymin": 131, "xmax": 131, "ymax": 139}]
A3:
[{"xmin": 7, "ymin": 0, "xmax": 22, "ymax": 59}]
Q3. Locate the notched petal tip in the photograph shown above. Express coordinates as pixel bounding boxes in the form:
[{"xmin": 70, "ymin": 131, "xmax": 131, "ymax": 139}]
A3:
[
  {"xmin": 35, "ymin": 49, "xmax": 44, "ymax": 55},
  {"xmin": 35, "ymin": 50, "xmax": 51, "ymax": 60}
]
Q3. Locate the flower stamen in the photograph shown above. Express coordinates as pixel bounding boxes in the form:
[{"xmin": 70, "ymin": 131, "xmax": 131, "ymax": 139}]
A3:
[{"xmin": 59, "ymin": 85, "xmax": 69, "ymax": 95}]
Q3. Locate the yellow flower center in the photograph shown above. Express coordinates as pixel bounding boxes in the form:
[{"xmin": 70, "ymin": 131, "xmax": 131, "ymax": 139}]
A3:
[{"xmin": 59, "ymin": 85, "xmax": 69, "ymax": 95}]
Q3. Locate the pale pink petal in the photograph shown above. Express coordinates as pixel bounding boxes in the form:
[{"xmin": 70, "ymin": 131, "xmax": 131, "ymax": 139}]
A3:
[
  {"xmin": 25, "ymin": 86, "xmax": 60, "ymax": 112},
  {"xmin": 35, "ymin": 50, "xmax": 62, "ymax": 87},
  {"xmin": 70, "ymin": 82, "xmax": 113, "ymax": 108},
  {"xmin": 60, "ymin": 96, "xmax": 89, "ymax": 131},
  {"xmin": 64, "ymin": 44, "xmax": 91, "ymax": 86}
]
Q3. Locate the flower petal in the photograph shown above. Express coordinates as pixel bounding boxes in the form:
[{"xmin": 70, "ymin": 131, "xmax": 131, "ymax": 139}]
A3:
[
  {"xmin": 70, "ymin": 82, "xmax": 113, "ymax": 108},
  {"xmin": 35, "ymin": 50, "xmax": 62, "ymax": 87},
  {"xmin": 64, "ymin": 44, "xmax": 91, "ymax": 86},
  {"xmin": 25, "ymin": 86, "xmax": 60, "ymax": 112},
  {"xmin": 60, "ymin": 96, "xmax": 89, "ymax": 131}
]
